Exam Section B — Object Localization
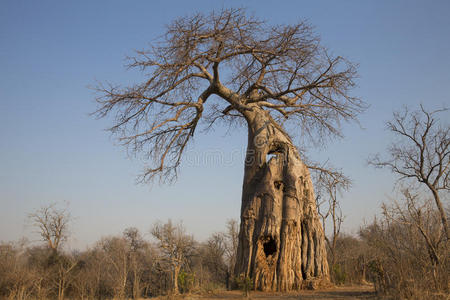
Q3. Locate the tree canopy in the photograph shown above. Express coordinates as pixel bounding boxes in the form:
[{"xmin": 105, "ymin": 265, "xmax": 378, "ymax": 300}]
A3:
[{"xmin": 94, "ymin": 8, "xmax": 365, "ymax": 183}]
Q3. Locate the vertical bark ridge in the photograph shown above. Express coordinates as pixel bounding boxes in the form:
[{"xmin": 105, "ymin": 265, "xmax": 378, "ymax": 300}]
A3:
[{"xmin": 235, "ymin": 110, "xmax": 329, "ymax": 291}]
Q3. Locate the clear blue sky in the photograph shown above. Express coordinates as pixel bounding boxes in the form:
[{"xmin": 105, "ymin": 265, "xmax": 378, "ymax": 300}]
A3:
[{"xmin": 1, "ymin": 0, "xmax": 449, "ymax": 249}]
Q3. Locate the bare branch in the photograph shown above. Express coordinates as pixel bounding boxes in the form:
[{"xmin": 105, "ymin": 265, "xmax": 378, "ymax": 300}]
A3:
[
  {"xmin": 94, "ymin": 8, "xmax": 365, "ymax": 182},
  {"xmin": 28, "ymin": 203, "xmax": 71, "ymax": 253},
  {"xmin": 369, "ymin": 105, "xmax": 450, "ymax": 239}
]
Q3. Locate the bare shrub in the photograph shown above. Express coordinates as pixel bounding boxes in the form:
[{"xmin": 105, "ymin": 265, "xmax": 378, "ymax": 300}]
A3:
[
  {"xmin": 0, "ymin": 241, "xmax": 37, "ymax": 300},
  {"xmin": 360, "ymin": 196, "xmax": 449, "ymax": 299}
]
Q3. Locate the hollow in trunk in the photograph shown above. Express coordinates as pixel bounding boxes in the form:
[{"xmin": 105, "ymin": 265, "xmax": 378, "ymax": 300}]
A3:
[{"xmin": 235, "ymin": 109, "xmax": 329, "ymax": 291}]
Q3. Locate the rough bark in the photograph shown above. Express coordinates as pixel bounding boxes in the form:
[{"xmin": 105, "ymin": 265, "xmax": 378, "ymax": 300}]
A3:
[{"xmin": 235, "ymin": 108, "xmax": 329, "ymax": 291}]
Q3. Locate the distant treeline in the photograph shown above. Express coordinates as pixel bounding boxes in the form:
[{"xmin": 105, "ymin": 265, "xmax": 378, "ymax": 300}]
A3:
[
  {"xmin": 0, "ymin": 204, "xmax": 448, "ymax": 299},
  {"xmin": 0, "ymin": 218, "xmax": 238, "ymax": 300}
]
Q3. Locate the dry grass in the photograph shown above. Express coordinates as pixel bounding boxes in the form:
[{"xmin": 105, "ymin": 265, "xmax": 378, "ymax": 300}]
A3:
[{"xmin": 151, "ymin": 285, "xmax": 376, "ymax": 300}]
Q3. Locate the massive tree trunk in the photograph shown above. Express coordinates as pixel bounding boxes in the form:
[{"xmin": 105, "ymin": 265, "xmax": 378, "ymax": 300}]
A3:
[{"xmin": 235, "ymin": 108, "xmax": 329, "ymax": 291}]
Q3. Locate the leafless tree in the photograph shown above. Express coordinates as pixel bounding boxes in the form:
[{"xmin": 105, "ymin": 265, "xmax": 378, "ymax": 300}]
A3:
[
  {"xmin": 369, "ymin": 105, "xmax": 449, "ymax": 239},
  {"xmin": 54, "ymin": 254, "xmax": 78, "ymax": 300},
  {"xmin": 99, "ymin": 236, "xmax": 129, "ymax": 299},
  {"xmin": 313, "ymin": 165, "xmax": 351, "ymax": 278},
  {"xmin": 332, "ymin": 234, "xmax": 370, "ymax": 285},
  {"xmin": 94, "ymin": 8, "xmax": 365, "ymax": 290},
  {"xmin": 71, "ymin": 251, "xmax": 97, "ymax": 300},
  {"xmin": 28, "ymin": 203, "xmax": 77, "ymax": 300},
  {"xmin": 123, "ymin": 227, "xmax": 146, "ymax": 299},
  {"xmin": 360, "ymin": 194, "xmax": 449, "ymax": 298},
  {"xmin": 28, "ymin": 203, "xmax": 71, "ymax": 254},
  {"xmin": 151, "ymin": 220, "xmax": 195, "ymax": 294},
  {"xmin": 382, "ymin": 189, "xmax": 447, "ymax": 288},
  {"xmin": 203, "ymin": 233, "xmax": 227, "ymax": 285},
  {"xmin": 24, "ymin": 245, "xmax": 53, "ymax": 299},
  {"xmin": 224, "ymin": 219, "xmax": 238, "ymax": 289},
  {"xmin": 94, "ymin": 8, "xmax": 363, "ymax": 183}
]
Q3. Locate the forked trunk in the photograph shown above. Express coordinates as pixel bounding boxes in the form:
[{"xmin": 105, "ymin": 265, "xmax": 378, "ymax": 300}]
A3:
[{"xmin": 235, "ymin": 108, "xmax": 329, "ymax": 291}]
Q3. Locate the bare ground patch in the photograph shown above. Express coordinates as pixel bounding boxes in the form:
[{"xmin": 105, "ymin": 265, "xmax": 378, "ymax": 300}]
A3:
[{"xmin": 153, "ymin": 285, "xmax": 377, "ymax": 300}]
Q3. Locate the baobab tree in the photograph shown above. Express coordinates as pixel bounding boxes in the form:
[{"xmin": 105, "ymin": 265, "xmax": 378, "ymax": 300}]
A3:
[{"xmin": 94, "ymin": 9, "xmax": 364, "ymax": 291}]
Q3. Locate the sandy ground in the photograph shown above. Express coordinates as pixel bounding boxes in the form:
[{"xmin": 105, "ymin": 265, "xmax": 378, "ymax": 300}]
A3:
[{"xmin": 155, "ymin": 285, "xmax": 377, "ymax": 300}]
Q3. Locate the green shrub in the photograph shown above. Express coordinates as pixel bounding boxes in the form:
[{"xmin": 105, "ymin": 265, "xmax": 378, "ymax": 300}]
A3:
[
  {"xmin": 236, "ymin": 273, "xmax": 253, "ymax": 297},
  {"xmin": 178, "ymin": 270, "xmax": 195, "ymax": 294},
  {"xmin": 332, "ymin": 264, "xmax": 347, "ymax": 285}
]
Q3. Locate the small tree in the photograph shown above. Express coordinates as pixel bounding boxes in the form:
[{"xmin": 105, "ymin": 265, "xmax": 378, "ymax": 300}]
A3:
[
  {"xmin": 123, "ymin": 227, "xmax": 146, "ymax": 299},
  {"xmin": 28, "ymin": 203, "xmax": 76, "ymax": 300},
  {"xmin": 28, "ymin": 203, "xmax": 71, "ymax": 254},
  {"xmin": 71, "ymin": 250, "xmax": 102, "ymax": 300},
  {"xmin": 224, "ymin": 219, "xmax": 238, "ymax": 289},
  {"xmin": 151, "ymin": 220, "xmax": 195, "ymax": 295},
  {"xmin": 54, "ymin": 253, "xmax": 78, "ymax": 300},
  {"xmin": 203, "ymin": 233, "xmax": 227, "ymax": 286},
  {"xmin": 370, "ymin": 105, "xmax": 449, "ymax": 239},
  {"xmin": 99, "ymin": 236, "xmax": 130, "ymax": 299},
  {"xmin": 314, "ymin": 166, "xmax": 350, "ymax": 283}
]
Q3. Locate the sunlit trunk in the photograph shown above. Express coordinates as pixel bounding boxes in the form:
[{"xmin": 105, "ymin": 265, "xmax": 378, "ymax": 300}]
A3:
[{"xmin": 235, "ymin": 108, "xmax": 329, "ymax": 291}]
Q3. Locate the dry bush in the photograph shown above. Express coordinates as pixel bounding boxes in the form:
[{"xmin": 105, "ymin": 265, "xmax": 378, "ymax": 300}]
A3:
[
  {"xmin": 0, "ymin": 242, "xmax": 37, "ymax": 300},
  {"xmin": 360, "ymin": 198, "xmax": 449, "ymax": 299},
  {"xmin": 329, "ymin": 234, "xmax": 370, "ymax": 286},
  {"xmin": 0, "ymin": 218, "xmax": 244, "ymax": 299}
]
